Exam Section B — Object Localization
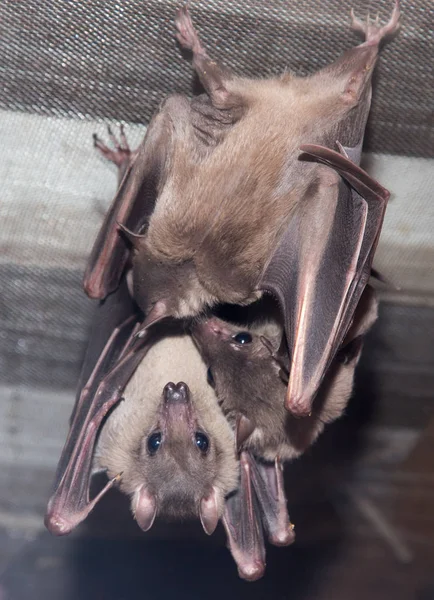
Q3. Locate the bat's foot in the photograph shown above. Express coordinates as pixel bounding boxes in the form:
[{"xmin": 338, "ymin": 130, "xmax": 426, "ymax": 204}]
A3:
[
  {"xmin": 175, "ymin": 4, "xmax": 205, "ymax": 56},
  {"xmin": 351, "ymin": 0, "xmax": 401, "ymax": 46},
  {"xmin": 93, "ymin": 125, "xmax": 131, "ymax": 169},
  {"xmin": 175, "ymin": 4, "xmax": 232, "ymax": 109}
]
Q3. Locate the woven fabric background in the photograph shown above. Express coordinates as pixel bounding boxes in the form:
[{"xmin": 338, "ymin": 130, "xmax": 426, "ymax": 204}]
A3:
[
  {"xmin": 0, "ymin": 0, "xmax": 433, "ymax": 390},
  {"xmin": 0, "ymin": 0, "xmax": 432, "ymax": 156}
]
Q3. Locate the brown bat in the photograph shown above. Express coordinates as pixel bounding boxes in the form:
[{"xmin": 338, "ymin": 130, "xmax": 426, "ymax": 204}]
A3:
[
  {"xmin": 44, "ymin": 277, "xmax": 288, "ymax": 580},
  {"xmin": 83, "ymin": 2, "xmax": 399, "ymax": 418},
  {"xmin": 192, "ymin": 286, "xmax": 378, "ymax": 463},
  {"xmin": 192, "ymin": 285, "xmax": 378, "ymax": 576}
]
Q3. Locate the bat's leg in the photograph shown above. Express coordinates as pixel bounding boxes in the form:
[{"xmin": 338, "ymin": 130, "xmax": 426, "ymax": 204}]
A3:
[
  {"xmin": 175, "ymin": 5, "xmax": 233, "ymax": 108},
  {"xmin": 351, "ymin": 0, "xmax": 401, "ymax": 47},
  {"xmin": 222, "ymin": 452, "xmax": 266, "ymax": 581},
  {"xmin": 93, "ymin": 125, "xmax": 137, "ymax": 184},
  {"xmin": 248, "ymin": 455, "xmax": 295, "ymax": 547}
]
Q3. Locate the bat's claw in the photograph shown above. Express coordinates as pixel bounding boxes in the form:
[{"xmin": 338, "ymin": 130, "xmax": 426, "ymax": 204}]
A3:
[
  {"xmin": 351, "ymin": 0, "xmax": 401, "ymax": 46},
  {"xmin": 93, "ymin": 125, "xmax": 132, "ymax": 169}
]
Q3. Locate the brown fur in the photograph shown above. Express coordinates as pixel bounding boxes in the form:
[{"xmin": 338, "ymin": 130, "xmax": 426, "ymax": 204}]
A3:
[
  {"xmin": 132, "ymin": 17, "xmax": 387, "ymax": 318},
  {"xmin": 191, "ymin": 287, "xmax": 378, "ymax": 462}
]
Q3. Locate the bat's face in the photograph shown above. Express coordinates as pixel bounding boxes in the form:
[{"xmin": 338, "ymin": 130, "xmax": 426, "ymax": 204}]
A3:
[
  {"xmin": 96, "ymin": 376, "xmax": 239, "ymax": 532},
  {"xmin": 191, "ymin": 313, "xmax": 361, "ymax": 461},
  {"xmin": 191, "ymin": 316, "xmax": 287, "ymax": 433},
  {"xmin": 133, "ymin": 381, "xmax": 223, "ymax": 521}
]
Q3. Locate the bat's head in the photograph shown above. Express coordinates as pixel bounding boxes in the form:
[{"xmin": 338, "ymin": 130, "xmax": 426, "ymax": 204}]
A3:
[
  {"xmin": 131, "ymin": 242, "xmax": 216, "ymax": 327},
  {"xmin": 96, "ymin": 374, "xmax": 238, "ymax": 534},
  {"xmin": 191, "ymin": 311, "xmax": 369, "ymax": 460},
  {"xmin": 191, "ymin": 314, "xmax": 293, "ymax": 458}
]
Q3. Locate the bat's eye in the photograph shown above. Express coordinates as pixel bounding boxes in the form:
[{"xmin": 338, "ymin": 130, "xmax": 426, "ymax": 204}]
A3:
[
  {"xmin": 147, "ymin": 432, "xmax": 162, "ymax": 455},
  {"xmin": 232, "ymin": 332, "xmax": 253, "ymax": 345},
  {"xmin": 195, "ymin": 432, "xmax": 209, "ymax": 454},
  {"xmin": 207, "ymin": 367, "xmax": 215, "ymax": 387}
]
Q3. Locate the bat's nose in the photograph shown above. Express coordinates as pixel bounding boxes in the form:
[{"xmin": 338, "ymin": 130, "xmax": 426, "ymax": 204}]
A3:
[{"xmin": 164, "ymin": 382, "xmax": 190, "ymax": 403}]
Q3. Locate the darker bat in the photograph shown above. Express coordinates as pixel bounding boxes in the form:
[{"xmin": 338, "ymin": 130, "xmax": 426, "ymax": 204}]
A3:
[
  {"xmin": 83, "ymin": 2, "xmax": 399, "ymax": 419},
  {"xmin": 192, "ymin": 286, "xmax": 378, "ymax": 463},
  {"xmin": 191, "ymin": 285, "xmax": 378, "ymax": 571}
]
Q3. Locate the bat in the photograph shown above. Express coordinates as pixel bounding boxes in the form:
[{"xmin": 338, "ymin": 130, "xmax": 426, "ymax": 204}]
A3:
[
  {"xmin": 192, "ymin": 286, "xmax": 378, "ymax": 463},
  {"xmin": 83, "ymin": 2, "xmax": 399, "ymax": 419},
  {"xmin": 44, "ymin": 276, "xmax": 290, "ymax": 580},
  {"xmin": 192, "ymin": 285, "xmax": 378, "ymax": 577}
]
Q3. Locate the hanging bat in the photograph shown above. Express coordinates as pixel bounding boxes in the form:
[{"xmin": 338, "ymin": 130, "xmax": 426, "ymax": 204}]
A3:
[
  {"xmin": 44, "ymin": 277, "xmax": 290, "ymax": 580},
  {"xmin": 83, "ymin": 2, "xmax": 399, "ymax": 419},
  {"xmin": 191, "ymin": 285, "xmax": 378, "ymax": 577},
  {"xmin": 44, "ymin": 279, "xmax": 240, "ymax": 537},
  {"xmin": 192, "ymin": 285, "xmax": 378, "ymax": 463}
]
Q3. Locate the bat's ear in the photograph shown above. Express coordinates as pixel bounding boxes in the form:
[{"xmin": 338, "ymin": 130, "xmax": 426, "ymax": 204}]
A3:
[
  {"xmin": 199, "ymin": 487, "xmax": 221, "ymax": 535},
  {"xmin": 235, "ymin": 413, "xmax": 255, "ymax": 453},
  {"xmin": 133, "ymin": 486, "xmax": 158, "ymax": 532}
]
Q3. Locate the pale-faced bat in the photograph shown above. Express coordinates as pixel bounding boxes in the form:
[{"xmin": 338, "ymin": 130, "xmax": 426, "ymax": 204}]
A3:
[
  {"xmin": 83, "ymin": 2, "xmax": 399, "ymax": 418},
  {"xmin": 94, "ymin": 329, "xmax": 239, "ymax": 533},
  {"xmin": 44, "ymin": 278, "xmax": 291, "ymax": 580}
]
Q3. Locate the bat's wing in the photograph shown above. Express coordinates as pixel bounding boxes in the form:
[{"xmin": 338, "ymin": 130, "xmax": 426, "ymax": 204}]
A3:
[
  {"xmin": 222, "ymin": 452, "xmax": 266, "ymax": 581},
  {"xmin": 301, "ymin": 144, "xmax": 389, "ymax": 347},
  {"xmin": 45, "ymin": 285, "xmax": 152, "ymax": 536},
  {"xmin": 84, "ymin": 98, "xmax": 184, "ymax": 301},
  {"xmin": 73, "ymin": 279, "xmax": 137, "ymax": 416},
  {"xmin": 261, "ymin": 146, "xmax": 389, "ymax": 416},
  {"xmin": 248, "ymin": 456, "xmax": 295, "ymax": 547}
]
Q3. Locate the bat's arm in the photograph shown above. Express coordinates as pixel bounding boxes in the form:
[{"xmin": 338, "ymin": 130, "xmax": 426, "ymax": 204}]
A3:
[{"xmin": 45, "ymin": 319, "xmax": 151, "ymax": 536}]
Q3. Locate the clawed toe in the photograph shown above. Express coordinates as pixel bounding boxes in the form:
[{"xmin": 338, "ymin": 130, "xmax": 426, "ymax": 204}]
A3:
[{"xmin": 93, "ymin": 125, "xmax": 131, "ymax": 168}]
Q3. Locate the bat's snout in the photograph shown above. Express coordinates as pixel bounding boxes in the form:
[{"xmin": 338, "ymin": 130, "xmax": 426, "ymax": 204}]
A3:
[
  {"xmin": 163, "ymin": 382, "xmax": 195, "ymax": 427},
  {"xmin": 163, "ymin": 381, "xmax": 190, "ymax": 403}
]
